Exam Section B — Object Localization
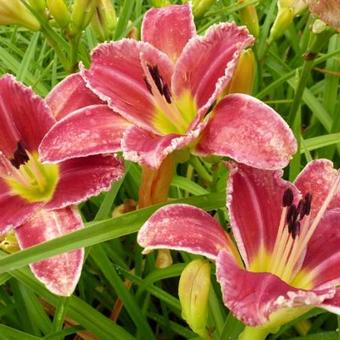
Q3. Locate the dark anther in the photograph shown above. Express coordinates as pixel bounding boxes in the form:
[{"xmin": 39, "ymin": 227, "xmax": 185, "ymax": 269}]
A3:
[
  {"xmin": 304, "ymin": 193, "xmax": 312, "ymax": 216},
  {"xmin": 207, "ymin": 100, "xmax": 217, "ymax": 114},
  {"xmin": 291, "ymin": 221, "xmax": 301, "ymax": 240},
  {"xmin": 286, "ymin": 204, "xmax": 298, "ymax": 225},
  {"xmin": 143, "ymin": 77, "xmax": 153, "ymax": 94},
  {"xmin": 163, "ymin": 83, "xmax": 172, "ymax": 103},
  {"xmin": 147, "ymin": 65, "xmax": 163, "ymax": 95},
  {"xmin": 282, "ymin": 188, "xmax": 294, "ymax": 207},
  {"xmin": 10, "ymin": 141, "xmax": 29, "ymax": 169}
]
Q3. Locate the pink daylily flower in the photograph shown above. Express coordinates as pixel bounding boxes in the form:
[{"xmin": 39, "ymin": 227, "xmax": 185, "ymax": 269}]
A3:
[
  {"xmin": 138, "ymin": 160, "xmax": 340, "ymax": 330},
  {"xmin": 0, "ymin": 74, "xmax": 124, "ymax": 296},
  {"xmin": 39, "ymin": 4, "xmax": 297, "ymax": 171}
]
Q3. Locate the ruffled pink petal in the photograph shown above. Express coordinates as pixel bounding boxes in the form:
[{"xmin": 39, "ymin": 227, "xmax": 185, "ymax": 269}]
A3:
[
  {"xmin": 82, "ymin": 39, "xmax": 174, "ymax": 133},
  {"xmin": 298, "ymin": 209, "xmax": 340, "ymax": 289},
  {"xmin": 142, "ymin": 4, "xmax": 196, "ymax": 62},
  {"xmin": 39, "ymin": 104, "xmax": 131, "ymax": 163},
  {"xmin": 15, "ymin": 207, "xmax": 84, "ymax": 296},
  {"xmin": 226, "ymin": 162, "xmax": 300, "ymax": 267},
  {"xmin": 122, "ymin": 120, "xmax": 205, "ymax": 169},
  {"xmin": 0, "ymin": 179, "xmax": 42, "ymax": 235},
  {"xmin": 216, "ymin": 250, "xmax": 335, "ymax": 326},
  {"xmin": 47, "ymin": 154, "xmax": 124, "ymax": 210},
  {"xmin": 295, "ymin": 160, "xmax": 340, "ymax": 217},
  {"xmin": 320, "ymin": 289, "xmax": 340, "ymax": 315},
  {"xmin": 172, "ymin": 23, "xmax": 254, "ymax": 118},
  {"xmin": 196, "ymin": 94, "xmax": 297, "ymax": 170},
  {"xmin": 0, "ymin": 153, "xmax": 42, "ymax": 234},
  {"xmin": 46, "ymin": 73, "xmax": 103, "ymax": 120},
  {"xmin": 0, "ymin": 75, "xmax": 55, "ymax": 158},
  {"xmin": 138, "ymin": 204, "xmax": 231, "ymax": 260}
]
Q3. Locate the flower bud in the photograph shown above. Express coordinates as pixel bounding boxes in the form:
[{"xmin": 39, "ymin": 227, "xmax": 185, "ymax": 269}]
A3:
[
  {"xmin": 0, "ymin": 231, "xmax": 19, "ymax": 254},
  {"xmin": 238, "ymin": 0, "xmax": 260, "ymax": 37},
  {"xmin": 150, "ymin": 0, "xmax": 171, "ymax": 7},
  {"xmin": 28, "ymin": 0, "xmax": 46, "ymax": 13},
  {"xmin": 91, "ymin": 0, "xmax": 117, "ymax": 41},
  {"xmin": 0, "ymin": 0, "xmax": 40, "ymax": 30},
  {"xmin": 192, "ymin": 0, "xmax": 216, "ymax": 17},
  {"xmin": 71, "ymin": 0, "xmax": 97, "ymax": 34},
  {"xmin": 178, "ymin": 259, "xmax": 211, "ymax": 337},
  {"xmin": 226, "ymin": 49, "xmax": 256, "ymax": 95},
  {"xmin": 47, "ymin": 0, "xmax": 70, "ymax": 28},
  {"xmin": 269, "ymin": 0, "xmax": 307, "ymax": 43}
]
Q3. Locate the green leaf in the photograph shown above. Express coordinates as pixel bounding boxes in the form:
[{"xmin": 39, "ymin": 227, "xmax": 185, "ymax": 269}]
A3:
[{"xmin": 0, "ymin": 192, "xmax": 224, "ymax": 274}]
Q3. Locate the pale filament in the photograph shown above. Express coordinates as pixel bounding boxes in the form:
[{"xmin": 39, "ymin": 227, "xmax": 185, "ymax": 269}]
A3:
[
  {"xmin": 270, "ymin": 171, "xmax": 340, "ymax": 284},
  {"xmin": 142, "ymin": 63, "xmax": 189, "ymax": 133}
]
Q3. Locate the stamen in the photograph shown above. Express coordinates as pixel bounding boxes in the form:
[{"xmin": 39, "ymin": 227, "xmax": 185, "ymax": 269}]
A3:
[
  {"xmin": 282, "ymin": 188, "xmax": 294, "ymax": 207},
  {"xmin": 143, "ymin": 77, "xmax": 153, "ymax": 94},
  {"xmin": 147, "ymin": 65, "xmax": 164, "ymax": 95},
  {"xmin": 286, "ymin": 204, "xmax": 298, "ymax": 225},
  {"xmin": 283, "ymin": 173, "xmax": 340, "ymax": 282},
  {"xmin": 10, "ymin": 142, "xmax": 29, "ymax": 169},
  {"xmin": 291, "ymin": 221, "xmax": 300, "ymax": 239},
  {"xmin": 163, "ymin": 84, "xmax": 172, "ymax": 104},
  {"xmin": 304, "ymin": 193, "xmax": 312, "ymax": 216}
]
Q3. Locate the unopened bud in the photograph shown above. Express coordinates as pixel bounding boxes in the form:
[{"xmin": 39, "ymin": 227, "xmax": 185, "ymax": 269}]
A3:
[
  {"xmin": 238, "ymin": 1, "xmax": 260, "ymax": 37},
  {"xmin": 268, "ymin": 0, "xmax": 307, "ymax": 43},
  {"xmin": 28, "ymin": 0, "xmax": 46, "ymax": 13},
  {"xmin": 191, "ymin": 0, "xmax": 216, "ymax": 18},
  {"xmin": 150, "ymin": 0, "xmax": 171, "ymax": 7},
  {"xmin": 0, "ymin": 231, "xmax": 19, "ymax": 253},
  {"xmin": 47, "ymin": 0, "xmax": 70, "ymax": 28},
  {"xmin": 312, "ymin": 19, "xmax": 328, "ymax": 34},
  {"xmin": 0, "ymin": 0, "xmax": 40, "ymax": 30},
  {"xmin": 71, "ymin": 0, "xmax": 97, "ymax": 34},
  {"xmin": 91, "ymin": 0, "xmax": 117, "ymax": 41},
  {"xmin": 226, "ymin": 49, "xmax": 256, "ymax": 95},
  {"xmin": 178, "ymin": 259, "xmax": 211, "ymax": 337},
  {"xmin": 155, "ymin": 249, "xmax": 173, "ymax": 268}
]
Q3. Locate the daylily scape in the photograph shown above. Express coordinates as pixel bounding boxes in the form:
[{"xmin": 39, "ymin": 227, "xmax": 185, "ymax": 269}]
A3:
[{"xmin": 138, "ymin": 160, "xmax": 340, "ymax": 337}]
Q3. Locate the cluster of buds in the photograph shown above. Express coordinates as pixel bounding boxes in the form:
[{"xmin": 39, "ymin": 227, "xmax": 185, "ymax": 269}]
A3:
[{"xmin": 0, "ymin": 0, "xmax": 117, "ymax": 39}]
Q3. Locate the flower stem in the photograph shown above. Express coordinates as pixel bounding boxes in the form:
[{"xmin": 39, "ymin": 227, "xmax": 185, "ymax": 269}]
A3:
[
  {"xmin": 189, "ymin": 156, "xmax": 212, "ymax": 184},
  {"xmin": 288, "ymin": 30, "xmax": 333, "ymax": 125},
  {"xmin": 51, "ymin": 296, "xmax": 68, "ymax": 336},
  {"xmin": 239, "ymin": 326, "xmax": 270, "ymax": 340}
]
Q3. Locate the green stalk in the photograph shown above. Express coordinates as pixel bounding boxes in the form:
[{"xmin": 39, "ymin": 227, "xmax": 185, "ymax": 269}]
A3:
[
  {"xmin": 288, "ymin": 30, "xmax": 333, "ymax": 125},
  {"xmin": 189, "ymin": 156, "xmax": 212, "ymax": 184},
  {"xmin": 51, "ymin": 297, "xmax": 69, "ymax": 336},
  {"xmin": 239, "ymin": 326, "xmax": 269, "ymax": 340}
]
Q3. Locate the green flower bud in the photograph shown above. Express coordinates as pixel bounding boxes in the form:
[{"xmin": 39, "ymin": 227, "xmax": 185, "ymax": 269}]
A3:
[
  {"xmin": 28, "ymin": 0, "xmax": 46, "ymax": 13},
  {"xmin": 182, "ymin": 0, "xmax": 216, "ymax": 17},
  {"xmin": 71, "ymin": 0, "xmax": 97, "ymax": 34},
  {"xmin": 91, "ymin": 0, "xmax": 117, "ymax": 41},
  {"xmin": 47, "ymin": 0, "xmax": 70, "ymax": 28},
  {"xmin": 269, "ymin": 0, "xmax": 307, "ymax": 43},
  {"xmin": 0, "ymin": 0, "xmax": 40, "ymax": 30},
  {"xmin": 238, "ymin": 0, "xmax": 260, "ymax": 37},
  {"xmin": 150, "ymin": 0, "xmax": 171, "ymax": 7},
  {"xmin": 178, "ymin": 259, "xmax": 211, "ymax": 338}
]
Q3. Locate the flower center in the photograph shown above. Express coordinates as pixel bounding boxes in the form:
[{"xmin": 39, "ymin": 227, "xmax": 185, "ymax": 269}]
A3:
[
  {"xmin": 3, "ymin": 143, "xmax": 59, "ymax": 203},
  {"xmin": 269, "ymin": 172, "xmax": 340, "ymax": 288},
  {"xmin": 144, "ymin": 64, "xmax": 197, "ymax": 135}
]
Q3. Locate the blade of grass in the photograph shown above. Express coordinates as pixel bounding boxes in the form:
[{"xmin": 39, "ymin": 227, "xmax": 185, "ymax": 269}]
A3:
[{"xmin": 0, "ymin": 192, "xmax": 225, "ymax": 274}]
